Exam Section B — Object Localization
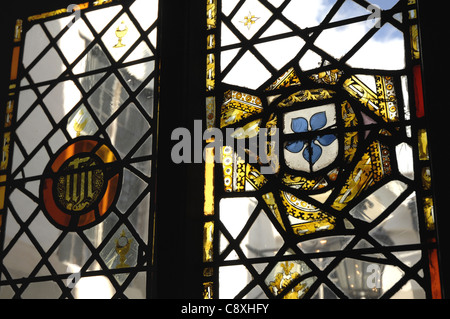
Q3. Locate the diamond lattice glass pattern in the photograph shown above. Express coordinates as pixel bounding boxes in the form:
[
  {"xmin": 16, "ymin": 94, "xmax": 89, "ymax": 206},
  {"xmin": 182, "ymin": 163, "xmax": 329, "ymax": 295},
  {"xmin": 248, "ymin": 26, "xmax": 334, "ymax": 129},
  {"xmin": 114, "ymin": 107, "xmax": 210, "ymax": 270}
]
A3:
[{"xmin": 0, "ymin": 0, "xmax": 158, "ymax": 299}]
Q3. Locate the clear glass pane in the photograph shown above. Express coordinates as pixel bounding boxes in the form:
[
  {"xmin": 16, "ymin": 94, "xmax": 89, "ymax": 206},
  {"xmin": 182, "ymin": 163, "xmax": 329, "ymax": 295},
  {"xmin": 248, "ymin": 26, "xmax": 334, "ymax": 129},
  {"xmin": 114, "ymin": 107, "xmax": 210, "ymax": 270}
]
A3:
[
  {"xmin": 222, "ymin": 51, "xmax": 271, "ymax": 89},
  {"xmin": 88, "ymin": 73, "xmax": 129, "ymax": 124},
  {"xmin": 28, "ymin": 48, "xmax": 66, "ymax": 84},
  {"xmin": 22, "ymin": 24, "xmax": 50, "ymax": 68},
  {"xmin": 118, "ymin": 61, "xmax": 155, "ymax": 91},
  {"xmin": 282, "ymin": 0, "xmax": 336, "ymax": 29},
  {"xmin": 106, "ymin": 103, "xmax": 150, "ymax": 158},
  {"xmin": 328, "ymin": 258, "xmax": 404, "ymax": 299},
  {"xmin": 369, "ymin": 192, "xmax": 421, "ymax": 246},
  {"xmin": 349, "ymin": 180, "xmax": 408, "ymax": 222}
]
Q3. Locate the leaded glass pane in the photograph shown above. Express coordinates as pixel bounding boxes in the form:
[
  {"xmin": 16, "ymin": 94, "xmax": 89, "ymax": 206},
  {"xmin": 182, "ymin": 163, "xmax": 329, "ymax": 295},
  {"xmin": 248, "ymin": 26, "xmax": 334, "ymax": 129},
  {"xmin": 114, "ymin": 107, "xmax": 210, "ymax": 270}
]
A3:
[
  {"xmin": 1, "ymin": 0, "xmax": 159, "ymax": 299},
  {"xmin": 203, "ymin": 0, "xmax": 440, "ymax": 299}
]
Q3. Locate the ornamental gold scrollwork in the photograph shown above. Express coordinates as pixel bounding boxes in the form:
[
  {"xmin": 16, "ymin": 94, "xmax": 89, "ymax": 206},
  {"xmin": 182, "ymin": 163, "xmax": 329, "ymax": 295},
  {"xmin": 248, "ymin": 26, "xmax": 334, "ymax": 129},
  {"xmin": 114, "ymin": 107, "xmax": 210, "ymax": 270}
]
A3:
[
  {"xmin": 219, "ymin": 72, "xmax": 394, "ymax": 237},
  {"xmin": 410, "ymin": 25, "xmax": 420, "ymax": 60},
  {"xmin": 309, "ymin": 69, "xmax": 344, "ymax": 85},
  {"xmin": 265, "ymin": 67, "xmax": 301, "ymax": 91},
  {"xmin": 332, "ymin": 140, "xmax": 391, "ymax": 211},
  {"xmin": 343, "ymin": 75, "xmax": 399, "ymax": 123},
  {"xmin": 268, "ymin": 261, "xmax": 310, "ymax": 299},
  {"xmin": 277, "ymin": 89, "xmax": 335, "ymax": 108},
  {"xmin": 206, "ymin": 0, "xmax": 217, "ymax": 30},
  {"xmin": 206, "ymin": 53, "xmax": 215, "ymax": 91}
]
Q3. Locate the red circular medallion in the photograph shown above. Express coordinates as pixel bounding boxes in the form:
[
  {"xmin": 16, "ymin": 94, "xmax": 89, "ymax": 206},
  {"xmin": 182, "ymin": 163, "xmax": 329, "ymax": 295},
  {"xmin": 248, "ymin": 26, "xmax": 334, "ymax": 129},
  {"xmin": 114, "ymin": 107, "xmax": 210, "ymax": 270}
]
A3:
[{"xmin": 40, "ymin": 138, "xmax": 122, "ymax": 231}]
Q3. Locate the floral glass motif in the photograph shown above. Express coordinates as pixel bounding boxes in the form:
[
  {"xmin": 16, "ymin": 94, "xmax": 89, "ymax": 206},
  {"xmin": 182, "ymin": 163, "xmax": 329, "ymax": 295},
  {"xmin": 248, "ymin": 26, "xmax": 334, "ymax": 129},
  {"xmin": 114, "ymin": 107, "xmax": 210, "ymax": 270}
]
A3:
[
  {"xmin": 1, "ymin": 0, "xmax": 159, "ymax": 299},
  {"xmin": 203, "ymin": 0, "xmax": 441, "ymax": 299},
  {"xmin": 240, "ymin": 12, "xmax": 260, "ymax": 30},
  {"xmin": 285, "ymin": 112, "xmax": 337, "ymax": 167}
]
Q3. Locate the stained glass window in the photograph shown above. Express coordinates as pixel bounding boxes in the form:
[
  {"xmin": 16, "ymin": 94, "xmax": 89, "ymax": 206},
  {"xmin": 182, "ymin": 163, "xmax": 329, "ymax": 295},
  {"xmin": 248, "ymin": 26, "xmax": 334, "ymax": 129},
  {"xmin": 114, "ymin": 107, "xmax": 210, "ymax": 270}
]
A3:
[
  {"xmin": 0, "ymin": 0, "xmax": 446, "ymax": 302},
  {"xmin": 1, "ymin": 0, "xmax": 158, "ymax": 298},
  {"xmin": 203, "ymin": 0, "xmax": 442, "ymax": 299}
]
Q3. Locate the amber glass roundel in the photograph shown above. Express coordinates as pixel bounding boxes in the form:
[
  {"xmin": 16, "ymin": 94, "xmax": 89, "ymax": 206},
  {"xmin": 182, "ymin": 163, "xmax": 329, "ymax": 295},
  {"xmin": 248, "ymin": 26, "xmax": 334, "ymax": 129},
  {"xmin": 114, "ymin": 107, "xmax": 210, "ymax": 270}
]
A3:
[{"xmin": 40, "ymin": 138, "xmax": 122, "ymax": 231}]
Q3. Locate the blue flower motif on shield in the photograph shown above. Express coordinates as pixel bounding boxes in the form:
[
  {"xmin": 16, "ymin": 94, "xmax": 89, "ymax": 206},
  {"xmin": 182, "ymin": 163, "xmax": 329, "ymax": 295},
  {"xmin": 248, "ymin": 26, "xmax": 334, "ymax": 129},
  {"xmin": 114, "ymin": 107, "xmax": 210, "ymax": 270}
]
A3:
[{"xmin": 285, "ymin": 112, "xmax": 337, "ymax": 165}]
